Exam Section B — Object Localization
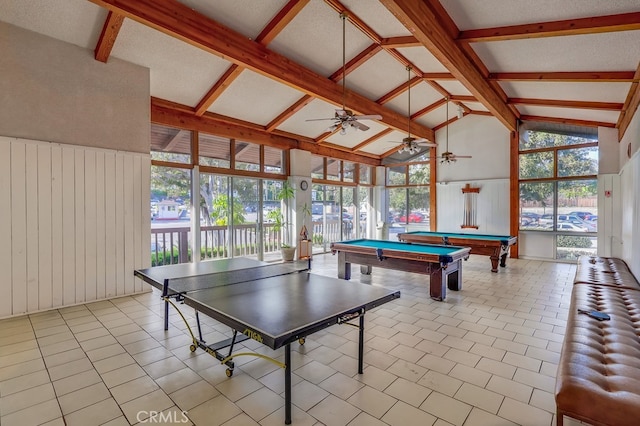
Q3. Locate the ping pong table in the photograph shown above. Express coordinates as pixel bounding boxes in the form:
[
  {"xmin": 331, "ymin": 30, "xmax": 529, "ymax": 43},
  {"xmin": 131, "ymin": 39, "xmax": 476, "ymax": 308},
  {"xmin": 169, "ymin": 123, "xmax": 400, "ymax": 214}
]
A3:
[{"xmin": 133, "ymin": 258, "xmax": 400, "ymax": 424}]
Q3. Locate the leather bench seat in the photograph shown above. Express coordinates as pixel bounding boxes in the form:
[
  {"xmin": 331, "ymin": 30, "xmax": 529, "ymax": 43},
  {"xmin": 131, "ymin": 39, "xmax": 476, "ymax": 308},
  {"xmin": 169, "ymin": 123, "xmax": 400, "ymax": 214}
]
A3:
[
  {"xmin": 574, "ymin": 256, "xmax": 638, "ymax": 288},
  {"xmin": 556, "ymin": 256, "xmax": 640, "ymax": 426}
]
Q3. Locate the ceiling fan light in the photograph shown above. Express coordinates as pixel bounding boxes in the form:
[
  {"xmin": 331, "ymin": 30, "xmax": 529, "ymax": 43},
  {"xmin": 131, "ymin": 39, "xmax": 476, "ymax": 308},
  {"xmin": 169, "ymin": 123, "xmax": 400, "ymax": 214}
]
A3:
[{"xmin": 340, "ymin": 127, "xmax": 347, "ymax": 135}]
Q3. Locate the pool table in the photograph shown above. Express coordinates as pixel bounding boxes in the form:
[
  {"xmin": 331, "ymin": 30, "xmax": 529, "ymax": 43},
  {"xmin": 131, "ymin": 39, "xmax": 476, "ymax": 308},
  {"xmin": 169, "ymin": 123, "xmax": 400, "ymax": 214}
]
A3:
[
  {"xmin": 397, "ymin": 231, "xmax": 517, "ymax": 273},
  {"xmin": 330, "ymin": 239, "xmax": 471, "ymax": 301}
]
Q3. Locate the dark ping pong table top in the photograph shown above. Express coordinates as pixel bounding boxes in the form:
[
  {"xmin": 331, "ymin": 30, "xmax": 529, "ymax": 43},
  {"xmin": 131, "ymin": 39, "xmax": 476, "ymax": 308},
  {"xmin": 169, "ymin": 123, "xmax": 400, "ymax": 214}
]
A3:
[
  {"xmin": 134, "ymin": 257, "xmax": 267, "ymax": 291},
  {"xmin": 181, "ymin": 271, "xmax": 401, "ymax": 350}
]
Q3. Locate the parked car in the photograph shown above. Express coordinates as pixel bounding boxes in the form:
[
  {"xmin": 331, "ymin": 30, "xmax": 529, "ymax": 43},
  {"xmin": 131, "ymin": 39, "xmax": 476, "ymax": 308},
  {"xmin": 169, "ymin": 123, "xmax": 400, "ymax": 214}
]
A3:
[
  {"xmin": 558, "ymin": 214, "xmax": 596, "ymax": 232},
  {"xmin": 520, "ymin": 212, "xmax": 541, "ymax": 225},
  {"xmin": 568, "ymin": 211, "xmax": 595, "ymax": 221},
  {"xmin": 557, "ymin": 223, "xmax": 588, "ymax": 232},
  {"xmin": 399, "ymin": 212, "xmax": 425, "ymax": 223}
]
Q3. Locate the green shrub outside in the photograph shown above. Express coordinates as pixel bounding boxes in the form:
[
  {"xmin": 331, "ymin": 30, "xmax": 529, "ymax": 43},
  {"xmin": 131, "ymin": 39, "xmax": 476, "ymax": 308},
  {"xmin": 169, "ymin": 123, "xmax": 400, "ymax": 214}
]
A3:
[{"xmin": 557, "ymin": 236, "xmax": 592, "ymax": 248}]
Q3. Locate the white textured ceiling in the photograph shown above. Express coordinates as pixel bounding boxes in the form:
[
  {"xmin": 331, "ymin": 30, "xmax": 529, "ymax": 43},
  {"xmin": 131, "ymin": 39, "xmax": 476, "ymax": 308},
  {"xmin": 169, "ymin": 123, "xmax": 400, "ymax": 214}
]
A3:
[{"xmin": 1, "ymin": 0, "xmax": 638, "ymax": 160}]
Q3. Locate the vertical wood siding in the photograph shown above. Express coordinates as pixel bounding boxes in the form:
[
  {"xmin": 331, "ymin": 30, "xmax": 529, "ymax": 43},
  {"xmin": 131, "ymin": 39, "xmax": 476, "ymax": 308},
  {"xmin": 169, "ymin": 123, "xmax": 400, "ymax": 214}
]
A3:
[{"xmin": 0, "ymin": 136, "xmax": 151, "ymax": 318}]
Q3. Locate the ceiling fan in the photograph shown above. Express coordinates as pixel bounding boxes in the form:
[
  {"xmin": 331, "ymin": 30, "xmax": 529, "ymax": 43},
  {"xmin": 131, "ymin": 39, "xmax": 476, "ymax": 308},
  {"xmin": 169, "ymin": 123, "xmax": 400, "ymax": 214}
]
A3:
[
  {"xmin": 391, "ymin": 65, "xmax": 437, "ymax": 155},
  {"xmin": 306, "ymin": 12, "xmax": 381, "ymax": 134},
  {"xmin": 437, "ymin": 97, "xmax": 471, "ymax": 164}
]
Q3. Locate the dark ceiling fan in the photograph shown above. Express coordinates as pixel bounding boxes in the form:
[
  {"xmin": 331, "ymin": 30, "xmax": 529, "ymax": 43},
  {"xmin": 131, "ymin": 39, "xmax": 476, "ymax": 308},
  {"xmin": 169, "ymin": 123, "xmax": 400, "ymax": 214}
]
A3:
[
  {"xmin": 389, "ymin": 65, "xmax": 437, "ymax": 155},
  {"xmin": 306, "ymin": 12, "xmax": 381, "ymax": 134}
]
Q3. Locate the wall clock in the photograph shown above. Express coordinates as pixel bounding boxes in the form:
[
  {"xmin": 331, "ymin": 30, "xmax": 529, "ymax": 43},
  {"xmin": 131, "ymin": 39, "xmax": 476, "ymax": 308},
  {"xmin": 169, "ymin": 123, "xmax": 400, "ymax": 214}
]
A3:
[{"xmin": 300, "ymin": 180, "xmax": 309, "ymax": 191}]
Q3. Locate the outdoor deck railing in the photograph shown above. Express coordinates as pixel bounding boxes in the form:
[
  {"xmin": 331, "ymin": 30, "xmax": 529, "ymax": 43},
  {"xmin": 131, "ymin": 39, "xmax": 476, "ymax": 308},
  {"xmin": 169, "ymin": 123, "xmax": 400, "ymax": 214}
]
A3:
[{"xmin": 150, "ymin": 220, "xmax": 358, "ymax": 266}]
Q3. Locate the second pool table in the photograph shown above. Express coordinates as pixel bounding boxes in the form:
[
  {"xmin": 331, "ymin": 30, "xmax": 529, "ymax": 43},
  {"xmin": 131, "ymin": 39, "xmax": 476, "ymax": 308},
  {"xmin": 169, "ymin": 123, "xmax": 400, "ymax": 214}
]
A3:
[
  {"xmin": 397, "ymin": 231, "xmax": 517, "ymax": 272},
  {"xmin": 330, "ymin": 239, "xmax": 471, "ymax": 301}
]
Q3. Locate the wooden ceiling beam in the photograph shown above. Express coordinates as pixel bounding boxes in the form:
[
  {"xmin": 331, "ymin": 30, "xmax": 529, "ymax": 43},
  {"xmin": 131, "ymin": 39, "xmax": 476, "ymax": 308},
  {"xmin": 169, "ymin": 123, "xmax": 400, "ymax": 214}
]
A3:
[
  {"xmin": 412, "ymin": 98, "xmax": 447, "ymax": 119},
  {"xmin": 265, "ymin": 95, "xmax": 314, "ymax": 132},
  {"xmin": 351, "ymin": 128, "xmax": 394, "ymax": 151},
  {"xmin": 376, "ymin": 76, "xmax": 421, "ymax": 104},
  {"xmin": 509, "ymin": 98, "xmax": 624, "ymax": 111},
  {"xmin": 257, "ymin": 0, "xmax": 311, "ymax": 45},
  {"xmin": 89, "ymin": 0, "xmax": 433, "ymax": 141},
  {"xmin": 94, "ymin": 11, "xmax": 124, "ymax": 62},
  {"xmin": 324, "ymin": 0, "xmax": 381, "ymax": 44},
  {"xmin": 152, "ymin": 97, "xmax": 381, "ymax": 166},
  {"xmin": 617, "ymin": 63, "xmax": 640, "ymax": 140},
  {"xmin": 329, "ymin": 44, "xmax": 382, "ymax": 82},
  {"xmin": 380, "ymin": 36, "xmax": 421, "ymax": 48},
  {"xmin": 422, "ymin": 72, "xmax": 456, "ymax": 80},
  {"xmin": 490, "ymin": 71, "xmax": 637, "ymax": 82},
  {"xmin": 195, "ymin": 65, "xmax": 243, "ymax": 117},
  {"xmin": 194, "ymin": 0, "xmax": 308, "ymax": 117},
  {"xmin": 521, "ymin": 114, "xmax": 616, "ymax": 128},
  {"xmin": 459, "ymin": 12, "xmax": 640, "ymax": 42},
  {"xmin": 380, "ymin": 0, "xmax": 517, "ymax": 131}
]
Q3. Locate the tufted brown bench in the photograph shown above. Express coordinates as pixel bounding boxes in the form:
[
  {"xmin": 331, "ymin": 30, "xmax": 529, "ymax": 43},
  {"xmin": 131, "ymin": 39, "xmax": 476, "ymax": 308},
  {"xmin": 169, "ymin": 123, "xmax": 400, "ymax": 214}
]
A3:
[{"xmin": 556, "ymin": 256, "xmax": 640, "ymax": 426}]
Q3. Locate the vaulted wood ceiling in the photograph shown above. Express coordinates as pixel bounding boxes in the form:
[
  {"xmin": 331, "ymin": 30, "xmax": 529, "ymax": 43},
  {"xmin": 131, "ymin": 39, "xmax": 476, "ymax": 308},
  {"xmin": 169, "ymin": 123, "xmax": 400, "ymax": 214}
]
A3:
[{"xmin": 3, "ymin": 0, "xmax": 639, "ymax": 165}]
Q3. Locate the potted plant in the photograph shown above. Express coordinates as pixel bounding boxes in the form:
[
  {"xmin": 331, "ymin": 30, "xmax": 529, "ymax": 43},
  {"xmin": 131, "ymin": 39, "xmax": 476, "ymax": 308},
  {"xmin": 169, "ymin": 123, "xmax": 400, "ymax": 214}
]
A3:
[
  {"xmin": 298, "ymin": 202, "xmax": 312, "ymax": 258},
  {"xmin": 270, "ymin": 181, "xmax": 297, "ymax": 261}
]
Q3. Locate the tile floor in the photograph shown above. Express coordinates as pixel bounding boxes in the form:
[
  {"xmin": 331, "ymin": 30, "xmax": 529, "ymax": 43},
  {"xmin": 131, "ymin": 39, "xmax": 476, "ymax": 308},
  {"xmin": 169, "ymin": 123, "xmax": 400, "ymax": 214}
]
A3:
[{"xmin": 0, "ymin": 253, "xmax": 584, "ymax": 426}]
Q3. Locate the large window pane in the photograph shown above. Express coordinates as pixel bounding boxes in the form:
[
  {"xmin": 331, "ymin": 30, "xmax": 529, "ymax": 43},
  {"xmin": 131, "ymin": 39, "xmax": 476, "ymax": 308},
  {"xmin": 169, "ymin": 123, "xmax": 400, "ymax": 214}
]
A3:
[
  {"xmin": 264, "ymin": 146, "xmax": 284, "ymax": 174},
  {"xmin": 359, "ymin": 164, "xmax": 371, "ymax": 184},
  {"xmin": 342, "ymin": 186, "xmax": 356, "ymax": 240},
  {"xmin": 232, "ymin": 178, "xmax": 259, "ymax": 258},
  {"xmin": 408, "ymin": 186, "xmax": 430, "ymax": 225},
  {"xmin": 311, "ymin": 156, "xmax": 324, "ymax": 179},
  {"xmin": 558, "ymin": 179, "xmax": 597, "ymax": 232},
  {"xmin": 387, "ymin": 187, "xmax": 406, "ymax": 234},
  {"xmin": 558, "ymin": 147, "xmax": 598, "ymax": 177},
  {"xmin": 556, "ymin": 235, "xmax": 597, "ymax": 261},
  {"xmin": 151, "ymin": 124, "xmax": 191, "ymax": 163},
  {"xmin": 199, "ymin": 133, "xmax": 230, "ymax": 168},
  {"xmin": 519, "ymin": 182, "xmax": 555, "ymax": 231},
  {"xmin": 408, "ymin": 163, "xmax": 430, "ymax": 185},
  {"xmin": 358, "ymin": 186, "xmax": 370, "ymax": 238},
  {"xmin": 151, "ymin": 165, "xmax": 191, "ymax": 265},
  {"xmin": 520, "ymin": 131, "xmax": 596, "ymax": 151},
  {"xmin": 519, "ymin": 151, "xmax": 554, "ymax": 179},
  {"xmin": 326, "ymin": 159, "xmax": 341, "ymax": 181},
  {"xmin": 387, "ymin": 165, "xmax": 406, "ymax": 186},
  {"xmin": 200, "ymin": 174, "xmax": 231, "ymax": 259},
  {"xmin": 235, "ymin": 141, "xmax": 260, "ymax": 172},
  {"xmin": 343, "ymin": 162, "xmax": 355, "ymax": 183}
]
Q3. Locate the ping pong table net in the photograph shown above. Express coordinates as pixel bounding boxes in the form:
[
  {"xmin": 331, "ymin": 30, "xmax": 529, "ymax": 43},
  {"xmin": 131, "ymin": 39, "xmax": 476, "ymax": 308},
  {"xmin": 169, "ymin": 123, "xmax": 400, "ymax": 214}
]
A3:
[{"xmin": 161, "ymin": 262, "xmax": 310, "ymax": 296}]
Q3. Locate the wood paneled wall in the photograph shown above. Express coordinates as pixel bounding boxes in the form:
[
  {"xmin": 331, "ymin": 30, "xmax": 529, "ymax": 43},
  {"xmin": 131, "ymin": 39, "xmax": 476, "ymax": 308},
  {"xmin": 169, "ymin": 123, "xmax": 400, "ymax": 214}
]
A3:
[{"xmin": 0, "ymin": 136, "xmax": 151, "ymax": 318}]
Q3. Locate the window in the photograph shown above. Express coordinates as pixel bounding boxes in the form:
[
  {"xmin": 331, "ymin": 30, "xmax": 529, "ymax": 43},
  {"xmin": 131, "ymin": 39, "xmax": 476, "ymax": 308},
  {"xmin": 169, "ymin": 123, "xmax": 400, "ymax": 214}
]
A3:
[
  {"xmin": 151, "ymin": 124, "xmax": 191, "ymax": 164},
  {"xmin": 199, "ymin": 133, "xmax": 230, "ymax": 168},
  {"xmin": 518, "ymin": 126, "xmax": 598, "ymax": 260}
]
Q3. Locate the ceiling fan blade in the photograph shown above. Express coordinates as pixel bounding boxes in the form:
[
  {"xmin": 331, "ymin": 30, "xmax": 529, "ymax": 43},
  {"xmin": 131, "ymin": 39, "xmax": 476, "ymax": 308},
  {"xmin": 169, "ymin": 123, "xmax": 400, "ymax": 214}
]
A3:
[
  {"xmin": 355, "ymin": 114, "xmax": 382, "ymax": 121},
  {"xmin": 306, "ymin": 117, "xmax": 339, "ymax": 122},
  {"xmin": 452, "ymin": 155, "xmax": 472, "ymax": 158},
  {"xmin": 353, "ymin": 121, "xmax": 370, "ymax": 131},
  {"xmin": 326, "ymin": 123, "xmax": 339, "ymax": 132},
  {"xmin": 415, "ymin": 140, "xmax": 438, "ymax": 147}
]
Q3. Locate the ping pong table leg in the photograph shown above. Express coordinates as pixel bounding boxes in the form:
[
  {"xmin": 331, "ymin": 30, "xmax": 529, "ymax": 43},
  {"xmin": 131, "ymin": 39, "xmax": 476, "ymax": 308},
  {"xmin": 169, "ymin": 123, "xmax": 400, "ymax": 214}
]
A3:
[
  {"xmin": 285, "ymin": 344, "xmax": 292, "ymax": 425},
  {"xmin": 358, "ymin": 315, "xmax": 364, "ymax": 374},
  {"xmin": 164, "ymin": 299, "xmax": 169, "ymax": 330}
]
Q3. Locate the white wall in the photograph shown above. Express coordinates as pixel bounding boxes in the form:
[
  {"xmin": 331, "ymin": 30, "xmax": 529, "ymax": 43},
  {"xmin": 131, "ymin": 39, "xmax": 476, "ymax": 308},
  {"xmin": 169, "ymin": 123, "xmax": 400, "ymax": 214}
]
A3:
[
  {"xmin": 0, "ymin": 21, "xmax": 151, "ymax": 317},
  {"xmin": 0, "ymin": 137, "xmax": 151, "ymax": 318},
  {"xmin": 619, "ymin": 107, "xmax": 640, "ymax": 276},
  {"xmin": 0, "ymin": 21, "xmax": 150, "ymax": 153},
  {"xmin": 437, "ymin": 114, "xmax": 511, "ymax": 183},
  {"xmin": 436, "ymin": 179, "xmax": 510, "ymax": 235},
  {"xmin": 435, "ymin": 114, "xmax": 511, "ymax": 235}
]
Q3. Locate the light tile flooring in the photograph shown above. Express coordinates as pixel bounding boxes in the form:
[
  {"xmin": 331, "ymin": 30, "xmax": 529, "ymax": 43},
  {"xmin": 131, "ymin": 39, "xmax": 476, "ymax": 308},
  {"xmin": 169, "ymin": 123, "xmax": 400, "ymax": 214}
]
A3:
[{"xmin": 0, "ymin": 254, "xmax": 585, "ymax": 426}]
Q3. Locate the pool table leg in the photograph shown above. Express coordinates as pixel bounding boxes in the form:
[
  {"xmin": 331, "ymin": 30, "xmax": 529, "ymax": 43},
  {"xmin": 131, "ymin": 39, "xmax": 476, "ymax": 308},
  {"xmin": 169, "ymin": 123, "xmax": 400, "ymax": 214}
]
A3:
[
  {"xmin": 338, "ymin": 252, "xmax": 351, "ymax": 280},
  {"xmin": 499, "ymin": 245, "xmax": 510, "ymax": 268},
  {"xmin": 490, "ymin": 255, "xmax": 499, "ymax": 273}
]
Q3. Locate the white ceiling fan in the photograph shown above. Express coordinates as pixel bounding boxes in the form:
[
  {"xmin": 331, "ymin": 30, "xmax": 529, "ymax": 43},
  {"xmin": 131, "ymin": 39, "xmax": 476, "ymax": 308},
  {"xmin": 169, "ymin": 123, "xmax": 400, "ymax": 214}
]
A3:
[
  {"xmin": 390, "ymin": 65, "xmax": 437, "ymax": 155},
  {"xmin": 306, "ymin": 12, "xmax": 382, "ymax": 134},
  {"xmin": 437, "ymin": 97, "xmax": 471, "ymax": 164}
]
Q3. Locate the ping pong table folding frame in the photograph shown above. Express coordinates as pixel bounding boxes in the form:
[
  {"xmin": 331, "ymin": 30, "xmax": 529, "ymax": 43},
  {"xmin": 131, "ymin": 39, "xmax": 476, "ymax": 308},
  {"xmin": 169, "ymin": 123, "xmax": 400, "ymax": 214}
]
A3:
[{"xmin": 135, "ymin": 258, "xmax": 399, "ymax": 424}]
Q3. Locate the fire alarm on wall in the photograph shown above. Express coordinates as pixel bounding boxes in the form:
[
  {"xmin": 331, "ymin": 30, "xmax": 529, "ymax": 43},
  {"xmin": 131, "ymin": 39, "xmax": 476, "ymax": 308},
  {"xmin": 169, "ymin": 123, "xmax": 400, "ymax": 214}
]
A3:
[{"xmin": 605, "ymin": 190, "xmax": 612, "ymax": 198}]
